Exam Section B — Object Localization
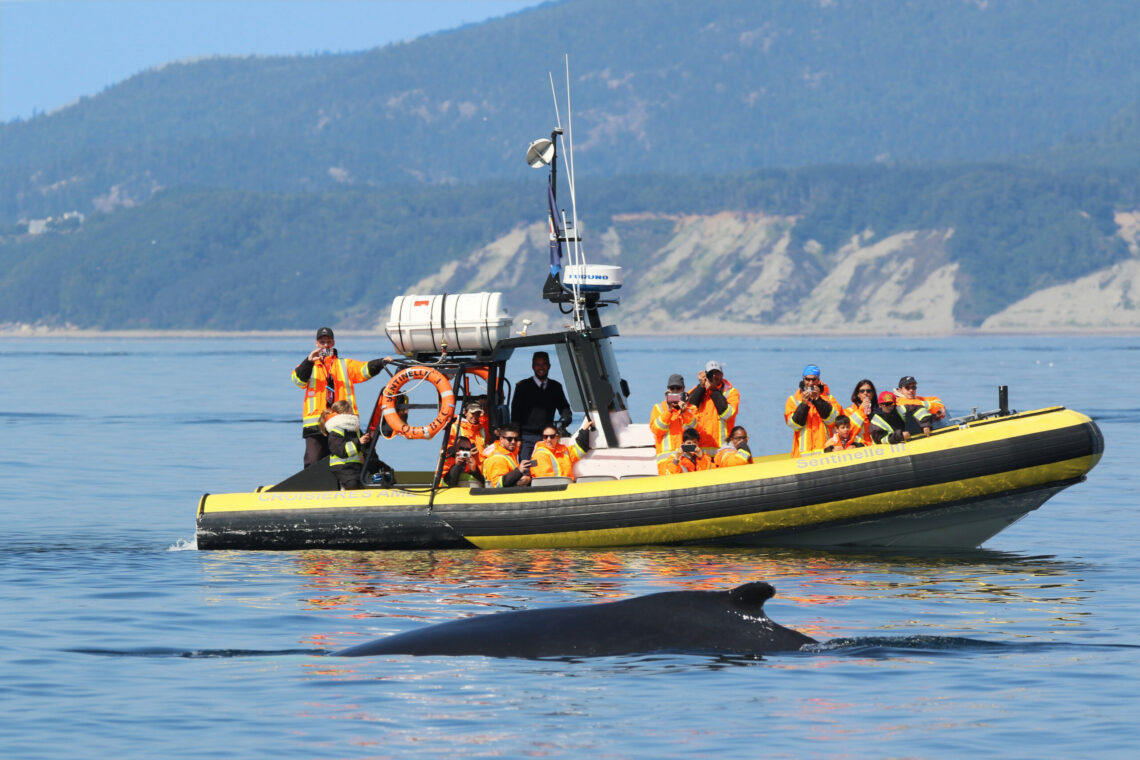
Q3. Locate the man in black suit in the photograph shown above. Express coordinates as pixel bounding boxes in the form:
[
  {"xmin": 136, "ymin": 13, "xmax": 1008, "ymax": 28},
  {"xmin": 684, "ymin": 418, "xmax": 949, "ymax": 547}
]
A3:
[{"xmin": 511, "ymin": 351, "xmax": 572, "ymax": 458}]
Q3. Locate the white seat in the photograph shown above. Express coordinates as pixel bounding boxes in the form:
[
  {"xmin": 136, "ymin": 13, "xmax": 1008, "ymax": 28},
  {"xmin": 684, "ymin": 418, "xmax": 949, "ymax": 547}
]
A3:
[
  {"xmin": 531, "ymin": 476, "xmax": 573, "ymax": 486},
  {"xmin": 575, "ymin": 475, "xmax": 618, "ymax": 483}
]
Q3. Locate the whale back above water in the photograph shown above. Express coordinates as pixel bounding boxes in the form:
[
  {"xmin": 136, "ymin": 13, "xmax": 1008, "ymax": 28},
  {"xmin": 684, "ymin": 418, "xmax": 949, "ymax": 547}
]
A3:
[{"xmin": 335, "ymin": 581, "xmax": 817, "ymax": 658}]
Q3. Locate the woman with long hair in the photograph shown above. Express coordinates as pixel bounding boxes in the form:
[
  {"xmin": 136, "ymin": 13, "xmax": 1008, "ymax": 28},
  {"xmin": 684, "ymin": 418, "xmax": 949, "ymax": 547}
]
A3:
[{"xmin": 845, "ymin": 379, "xmax": 878, "ymax": 446}]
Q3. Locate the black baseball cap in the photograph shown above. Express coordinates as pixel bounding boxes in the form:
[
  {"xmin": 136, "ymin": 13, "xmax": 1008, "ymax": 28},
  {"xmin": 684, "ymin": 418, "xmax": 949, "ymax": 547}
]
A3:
[
  {"xmin": 898, "ymin": 375, "xmax": 917, "ymax": 387},
  {"xmin": 316, "ymin": 327, "xmax": 335, "ymax": 340}
]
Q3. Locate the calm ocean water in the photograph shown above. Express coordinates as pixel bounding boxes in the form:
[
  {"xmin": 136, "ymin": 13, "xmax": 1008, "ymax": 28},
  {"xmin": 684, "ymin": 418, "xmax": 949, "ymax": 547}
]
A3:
[{"xmin": 2, "ymin": 333, "xmax": 1137, "ymax": 759}]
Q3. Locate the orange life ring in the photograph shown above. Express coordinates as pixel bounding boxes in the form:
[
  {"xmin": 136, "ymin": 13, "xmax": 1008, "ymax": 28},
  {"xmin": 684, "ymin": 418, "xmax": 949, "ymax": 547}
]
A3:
[{"xmin": 381, "ymin": 367, "xmax": 456, "ymax": 439}]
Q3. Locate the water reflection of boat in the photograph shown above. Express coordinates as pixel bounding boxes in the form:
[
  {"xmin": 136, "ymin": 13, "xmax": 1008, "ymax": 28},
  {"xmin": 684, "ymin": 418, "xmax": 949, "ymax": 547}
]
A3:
[{"xmin": 195, "ymin": 88, "xmax": 1103, "ymax": 554}]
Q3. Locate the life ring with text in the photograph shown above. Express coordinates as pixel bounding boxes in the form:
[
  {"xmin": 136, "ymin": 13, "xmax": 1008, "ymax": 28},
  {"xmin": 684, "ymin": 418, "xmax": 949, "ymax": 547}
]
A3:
[{"xmin": 381, "ymin": 367, "xmax": 456, "ymax": 439}]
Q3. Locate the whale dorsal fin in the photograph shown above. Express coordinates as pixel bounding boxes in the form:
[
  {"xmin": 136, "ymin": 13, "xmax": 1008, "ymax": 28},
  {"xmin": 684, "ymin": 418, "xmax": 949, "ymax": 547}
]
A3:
[{"xmin": 728, "ymin": 582, "xmax": 776, "ymax": 611}]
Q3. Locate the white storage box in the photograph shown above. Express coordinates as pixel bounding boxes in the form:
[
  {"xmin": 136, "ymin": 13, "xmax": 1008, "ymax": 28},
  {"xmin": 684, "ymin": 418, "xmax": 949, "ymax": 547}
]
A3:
[
  {"xmin": 386, "ymin": 292, "xmax": 513, "ymax": 354},
  {"xmin": 562, "ymin": 264, "xmax": 623, "ymax": 292}
]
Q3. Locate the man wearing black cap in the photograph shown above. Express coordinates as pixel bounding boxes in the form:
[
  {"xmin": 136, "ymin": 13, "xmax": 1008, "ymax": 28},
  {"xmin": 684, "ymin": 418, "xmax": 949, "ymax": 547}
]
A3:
[
  {"xmin": 292, "ymin": 327, "xmax": 392, "ymax": 468},
  {"xmin": 894, "ymin": 375, "xmax": 947, "ymax": 429},
  {"xmin": 650, "ymin": 373, "xmax": 697, "ymax": 467}
]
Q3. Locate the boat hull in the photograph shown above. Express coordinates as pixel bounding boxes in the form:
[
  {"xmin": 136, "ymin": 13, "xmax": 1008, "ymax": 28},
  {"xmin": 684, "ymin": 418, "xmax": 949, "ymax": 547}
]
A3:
[{"xmin": 196, "ymin": 407, "xmax": 1102, "ymax": 551}]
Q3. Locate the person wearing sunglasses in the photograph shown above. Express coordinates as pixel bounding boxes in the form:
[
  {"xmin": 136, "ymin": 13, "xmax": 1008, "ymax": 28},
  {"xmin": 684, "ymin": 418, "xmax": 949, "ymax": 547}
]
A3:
[
  {"xmin": 845, "ymin": 379, "xmax": 878, "ymax": 446},
  {"xmin": 784, "ymin": 363, "xmax": 840, "ymax": 457},
  {"xmin": 869, "ymin": 391, "xmax": 926, "ymax": 444},
  {"xmin": 531, "ymin": 419, "xmax": 595, "ymax": 481},
  {"xmin": 893, "ymin": 375, "xmax": 947, "ymax": 424},
  {"xmin": 714, "ymin": 426, "xmax": 753, "ymax": 468},
  {"xmin": 481, "ymin": 424, "xmax": 535, "ymax": 488}
]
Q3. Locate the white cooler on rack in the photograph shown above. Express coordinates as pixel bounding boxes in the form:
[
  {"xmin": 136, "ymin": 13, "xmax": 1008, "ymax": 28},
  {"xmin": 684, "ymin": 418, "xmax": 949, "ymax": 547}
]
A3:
[{"xmin": 386, "ymin": 292, "xmax": 513, "ymax": 354}]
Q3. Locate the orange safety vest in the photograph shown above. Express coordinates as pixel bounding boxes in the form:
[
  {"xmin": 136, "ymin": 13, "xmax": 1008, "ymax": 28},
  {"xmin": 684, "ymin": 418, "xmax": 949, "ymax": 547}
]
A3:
[
  {"xmin": 446, "ymin": 417, "xmax": 486, "ymax": 468},
  {"xmin": 784, "ymin": 384, "xmax": 840, "ymax": 457},
  {"xmin": 687, "ymin": 379, "xmax": 739, "ymax": 453},
  {"xmin": 823, "ymin": 431, "xmax": 861, "ymax": 451},
  {"xmin": 441, "ymin": 449, "xmax": 478, "ymax": 481},
  {"xmin": 482, "ymin": 442, "xmax": 526, "ymax": 488},
  {"xmin": 531, "ymin": 439, "xmax": 585, "ymax": 480},
  {"xmin": 658, "ymin": 450, "xmax": 715, "ymax": 475},
  {"xmin": 714, "ymin": 446, "xmax": 752, "ymax": 468},
  {"xmin": 293, "ymin": 356, "xmax": 376, "ymax": 432},
  {"xmin": 844, "ymin": 403, "xmax": 875, "ymax": 446},
  {"xmin": 649, "ymin": 400, "xmax": 697, "ymax": 456},
  {"xmin": 895, "ymin": 394, "xmax": 946, "ymax": 420}
]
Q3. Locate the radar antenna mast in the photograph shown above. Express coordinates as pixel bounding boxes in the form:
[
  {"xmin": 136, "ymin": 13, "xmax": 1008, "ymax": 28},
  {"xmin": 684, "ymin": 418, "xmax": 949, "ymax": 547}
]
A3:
[{"xmin": 527, "ymin": 56, "xmax": 619, "ymax": 330}]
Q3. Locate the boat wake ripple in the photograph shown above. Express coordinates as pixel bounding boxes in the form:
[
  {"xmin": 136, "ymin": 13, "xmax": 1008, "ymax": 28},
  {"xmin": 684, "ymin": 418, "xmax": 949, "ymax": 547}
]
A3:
[
  {"xmin": 68, "ymin": 647, "xmax": 326, "ymax": 659},
  {"xmin": 808, "ymin": 636, "xmax": 1140, "ymax": 657}
]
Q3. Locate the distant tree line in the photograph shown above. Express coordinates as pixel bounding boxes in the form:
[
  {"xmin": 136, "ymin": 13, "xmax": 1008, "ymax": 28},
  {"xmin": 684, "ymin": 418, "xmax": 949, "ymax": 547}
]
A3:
[{"xmin": 1, "ymin": 162, "xmax": 1134, "ymax": 329}]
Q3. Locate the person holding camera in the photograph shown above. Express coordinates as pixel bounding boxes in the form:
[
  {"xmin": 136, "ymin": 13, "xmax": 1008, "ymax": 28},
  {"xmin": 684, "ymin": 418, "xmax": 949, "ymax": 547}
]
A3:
[
  {"xmin": 482, "ymin": 424, "xmax": 535, "ymax": 488},
  {"xmin": 784, "ymin": 363, "xmax": 840, "ymax": 457},
  {"xmin": 292, "ymin": 326, "xmax": 392, "ymax": 468},
  {"xmin": 440, "ymin": 435, "xmax": 485, "ymax": 488},
  {"xmin": 650, "ymin": 373, "xmax": 697, "ymax": 465},
  {"xmin": 686, "ymin": 360, "xmax": 740, "ymax": 455},
  {"xmin": 659, "ymin": 427, "xmax": 716, "ymax": 475},
  {"xmin": 447, "ymin": 402, "xmax": 488, "ymax": 464}
]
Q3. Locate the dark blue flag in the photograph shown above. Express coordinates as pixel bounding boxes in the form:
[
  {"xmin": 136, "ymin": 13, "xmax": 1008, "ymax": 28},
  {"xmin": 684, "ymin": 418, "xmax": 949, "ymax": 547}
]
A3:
[{"xmin": 547, "ymin": 177, "xmax": 563, "ymax": 276}]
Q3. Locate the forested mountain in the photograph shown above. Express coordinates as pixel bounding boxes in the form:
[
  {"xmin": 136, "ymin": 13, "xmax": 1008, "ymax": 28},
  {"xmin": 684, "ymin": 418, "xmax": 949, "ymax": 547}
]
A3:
[
  {"xmin": 5, "ymin": 0, "xmax": 1140, "ymax": 223},
  {"xmin": 3, "ymin": 0, "xmax": 1140, "ymax": 333},
  {"xmin": 1, "ymin": 163, "xmax": 1133, "ymax": 330}
]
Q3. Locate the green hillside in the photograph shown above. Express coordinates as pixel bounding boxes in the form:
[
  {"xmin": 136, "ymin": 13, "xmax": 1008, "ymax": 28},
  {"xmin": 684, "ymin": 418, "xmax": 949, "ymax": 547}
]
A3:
[{"xmin": 2, "ymin": 164, "xmax": 1130, "ymax": 329}]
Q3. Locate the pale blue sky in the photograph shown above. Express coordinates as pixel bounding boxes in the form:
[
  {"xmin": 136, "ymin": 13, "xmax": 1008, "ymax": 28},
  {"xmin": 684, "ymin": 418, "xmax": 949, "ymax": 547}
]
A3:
[{"xmin": 0, "ymin": 0, "xmax": 547, "ymax": 122}]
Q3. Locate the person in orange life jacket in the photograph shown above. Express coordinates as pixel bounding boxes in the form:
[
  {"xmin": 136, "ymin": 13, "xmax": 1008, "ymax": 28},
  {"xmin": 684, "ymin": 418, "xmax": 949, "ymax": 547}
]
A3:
[
  {"xmin": 447, "ymin": 402, "xmax": 487, "ymax": 469},
  {"xmin": 440, "ymin": 435, "xmax": 485, "ymax": 488},
  {"xmin": 293, "ymin": 326, "xmax": 392, "ymax": 468},
  {"xmin": 321, "ymin": 400, "xmax": 373, "ymax": 491},
  {"xmin": 894, "ymin": 375, "xmax": 947, "ymax": 423},
  {"xmin": 482, "ymin": 423, "xmax": 536, "ymax": 488},
  {"xmin": 531, "ymin": 419, "xmax": 595, "ymax": 480},
  {"xmin": 714, "ymin": 426, "xmax": 754, "ymax": 468},
  {"xmin": 660, "ymin": 427, "xmax": 716, "ymax": 475},
  {"xmin": 870, "ymin": 391, "xmax": 928, "ymax": 444},
  {"xmin": 686, "ymin": 360, "xmax": 739, "ymax": 454},
  {"xmin": 650, "ymin": 373, "xmax": 697, "ymax": 465},
  {"xmin": 784, "ymin": 364, "xmax": 840, "ymax": 457},
  {"xmin": 844, "ymin": 379, "xmax": 878, "ymax": 446},
  {"xmin": 823, "ymin": 415, "xmax": 865, "ymax": 452},
  {"xmin": 511, "ymin": 351, "xmax": 572, "ymax": 458}
]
